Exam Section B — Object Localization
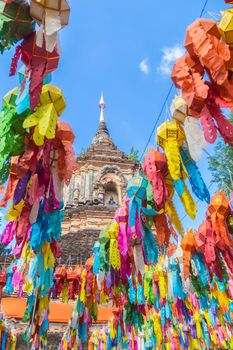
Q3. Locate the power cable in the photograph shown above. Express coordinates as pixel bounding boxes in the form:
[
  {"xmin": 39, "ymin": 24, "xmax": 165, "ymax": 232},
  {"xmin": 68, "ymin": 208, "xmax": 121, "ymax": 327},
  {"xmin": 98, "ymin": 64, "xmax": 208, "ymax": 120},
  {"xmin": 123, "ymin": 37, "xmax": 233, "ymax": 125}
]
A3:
[
  {"xmin": 139, "ymin": 0, "xmax": 210, "ymax": 162},
  {"xmin": 139, "ymin": 84, "xmax": 173, "ymax": 162}
]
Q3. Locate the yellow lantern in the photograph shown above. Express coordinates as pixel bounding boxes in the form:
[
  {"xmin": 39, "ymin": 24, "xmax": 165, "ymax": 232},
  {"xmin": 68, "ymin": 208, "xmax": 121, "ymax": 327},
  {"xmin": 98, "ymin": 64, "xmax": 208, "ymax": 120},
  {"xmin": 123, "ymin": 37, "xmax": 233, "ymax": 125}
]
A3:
[
  {"xmin": 23, "ymin": 84, "xmax": 66, "ymax": 146},
  {"xmin": 39, "ymin": 84, "xmax": 66, "ymax": 116},
  {"xmin": 157, "ymin": 120, "xmax": 196, "ymax": 219},
  {"xmin": 157, "ymin": 120, "xmax": 185, "ymax": 150},
  {"xmin": 170, "ymin": 95, "xmax": 188, "ymax": 123},
  {"xmin": 219, "ymin": 9, "xmax": 233, "ymax": 46}
]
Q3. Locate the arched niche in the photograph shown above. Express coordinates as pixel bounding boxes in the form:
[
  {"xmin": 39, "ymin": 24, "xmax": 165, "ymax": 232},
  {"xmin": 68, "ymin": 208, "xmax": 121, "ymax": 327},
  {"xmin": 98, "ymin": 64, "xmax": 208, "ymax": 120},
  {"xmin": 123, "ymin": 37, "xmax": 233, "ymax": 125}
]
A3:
[
  {"xmin": 104, "ymin": 181, "xmax": 119, "ymax": 206},
  {"xmin": 93, "ymin": 166, "xmax": 127, "ymax": 205}
]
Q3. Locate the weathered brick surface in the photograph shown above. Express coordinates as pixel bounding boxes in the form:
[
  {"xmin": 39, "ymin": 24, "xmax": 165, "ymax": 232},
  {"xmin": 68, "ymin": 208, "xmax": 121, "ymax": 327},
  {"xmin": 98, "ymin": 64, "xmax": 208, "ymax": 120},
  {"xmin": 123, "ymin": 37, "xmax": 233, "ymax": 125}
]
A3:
[{"xmin": 59, "ymin": 229, "xmax": 100, "ymax": 264}]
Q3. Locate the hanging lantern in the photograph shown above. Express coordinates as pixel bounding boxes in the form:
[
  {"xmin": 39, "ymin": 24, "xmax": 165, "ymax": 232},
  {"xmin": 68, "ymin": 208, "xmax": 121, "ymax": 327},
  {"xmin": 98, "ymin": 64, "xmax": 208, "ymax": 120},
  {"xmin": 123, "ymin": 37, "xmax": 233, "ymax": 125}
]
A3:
[
  {"xmin": 157, "ymin": 120, "xmax": 185, "ymax": 181},
  {"xmin": 0, "ymin": 87, "xmax": 26, "ymax": 181},
  {"xmin": 30, "ymin": 0, "xmax": 70, "ymax": 28},
  {"xmin": 184, "ymin": 19, "xmax": 221, "ymax": 58},
  {"xmin": 10, "ymin": 32, "xmax": 60, "ymax": 110},
  {"xmin": 30, "ymin": 0, "xmax": 70, "ymax": 52},
  {"xmin": 183, "ymin": 116, "xmax": 207, "ymax": 161},
  {"xmin": 207, "ymin": 190, "xmax": 230, "ymax": 220},
  {"xmin": 16, "ymin": 65, "xmax": 52, "ymax": 114},
  {"xmin": 0, "ymin": 0, "xmax": 34, "ymax": 53},
  {"xmin": 39, "ymin": 84, "xmax": 66, "ymax": 116},
  {"xmin": 170, "ymin": 95, "xmax": 188, "ymax": 123},
  {"xmin": 2, "ymin": 87, "xmax": 19, "ymax": 109},
  {"xmin": 157, "ymin": 120, "xmax": 185, "ymax": 150},
  {"xmin": 225, "ymin": 0, "xmax": 233, "ymax": 4},
  {"xmin": 23, "ymin": 84, "xmax": 66, "ymax": 146},
  {"xmin": 18, "ymin": 65, "xmax": 52, "ymax": 85},
  {"xmin": 180, "ymin": 230, "xmax": 195, "ymax": 278},
  {"xmin": 219, "ymin": 9, "xmax": 233, "ymax": 46}
]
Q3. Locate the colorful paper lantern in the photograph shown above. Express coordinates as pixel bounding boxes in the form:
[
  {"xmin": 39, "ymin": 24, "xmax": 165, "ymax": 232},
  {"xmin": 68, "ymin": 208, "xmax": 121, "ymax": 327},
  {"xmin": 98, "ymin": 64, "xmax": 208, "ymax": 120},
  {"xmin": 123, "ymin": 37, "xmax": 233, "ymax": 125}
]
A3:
[
  {"xmin": 30, "ymin": 0, "xmax": 70, "ymax": 27},
  {"xmin": 18, "ymin": 65, "xmax": 51, "ymax": 85},
  {"xmin": 207, "ymin": 190, "xmax": 230, "ymax": 220},
  {"xmin": 219, "ymin": 9, "xmax": 233, "ymax": 46},
  {"xmin": 22, "ymin": 84, "xmax": 66, "ymax": 146},
  {"xmin": 2, "ymin": 87, "xmax": 19, "ymax": 109},
  {"xmin": 184, "ymin": 19, "xmax": 220, "ymax": 58},
  {"xmin": 10, "ymin": 32, "xmax": 60, "ymax": 110},
  {"xmin": 170, "ymin": 95, "xmax": 188, "ymax": 123},
  {"xmin": 30, "ymin": 0, "xmax": 70, "ymax": 52},
  {"xmin": 157, "ymin": 120, "xmax": 185, "ymax": 181},
  {"xmin": 0, "ymin": 0, "xmax": 34, "ymax": 52},
  {"xmin": 183, "ymin": 116, "xmax": 207, "ymax": 161}
]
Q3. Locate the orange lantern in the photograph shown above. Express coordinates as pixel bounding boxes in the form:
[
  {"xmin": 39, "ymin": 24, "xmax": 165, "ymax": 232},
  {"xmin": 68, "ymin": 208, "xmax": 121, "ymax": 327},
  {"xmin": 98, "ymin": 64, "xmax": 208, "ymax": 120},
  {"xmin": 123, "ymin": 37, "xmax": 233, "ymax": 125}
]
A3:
[
  {"xmin": 180, "ymin": 229, "xmax": 195, "ymax": 279},
  {"xmin": 207, "ymin": 191, "xmax": 230, "ymax": 221},
  {"xmin": 184, "ymin": 19, "xmax": 220, "ymax": 58}
]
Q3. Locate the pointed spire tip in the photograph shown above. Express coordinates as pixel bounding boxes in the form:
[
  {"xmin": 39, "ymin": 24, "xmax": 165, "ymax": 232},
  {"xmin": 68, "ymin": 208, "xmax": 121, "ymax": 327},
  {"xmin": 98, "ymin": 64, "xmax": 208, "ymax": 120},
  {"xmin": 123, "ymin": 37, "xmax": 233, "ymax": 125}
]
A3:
[{"xmin": 99, "ymin": 91, "xmax": 105, "ymax": 122}]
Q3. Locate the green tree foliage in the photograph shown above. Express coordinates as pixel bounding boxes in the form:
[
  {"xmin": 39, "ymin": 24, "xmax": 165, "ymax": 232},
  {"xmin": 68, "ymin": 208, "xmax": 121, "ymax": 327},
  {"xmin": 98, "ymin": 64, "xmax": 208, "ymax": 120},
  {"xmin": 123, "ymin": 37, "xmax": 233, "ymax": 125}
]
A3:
[
  {"xmin": 128, "ymin": 147, "xmax": 139, "ymax": 163},
  {"xmin": 208, "ymin": 116, "xmax": 233, "ymax": 195}
]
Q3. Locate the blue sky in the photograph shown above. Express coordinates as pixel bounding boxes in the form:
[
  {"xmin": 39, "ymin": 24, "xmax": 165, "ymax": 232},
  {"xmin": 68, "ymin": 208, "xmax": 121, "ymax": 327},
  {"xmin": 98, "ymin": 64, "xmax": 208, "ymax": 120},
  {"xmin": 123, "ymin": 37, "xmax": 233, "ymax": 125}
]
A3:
[{"xmin": 0, "ymin": 0, "xmax": 228, "ymax": 231}]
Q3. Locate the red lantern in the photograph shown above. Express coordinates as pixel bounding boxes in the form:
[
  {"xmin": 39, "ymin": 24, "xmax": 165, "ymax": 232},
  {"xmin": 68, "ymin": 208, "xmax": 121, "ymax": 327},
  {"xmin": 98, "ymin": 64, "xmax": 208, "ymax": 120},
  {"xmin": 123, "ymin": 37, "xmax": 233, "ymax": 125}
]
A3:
[
  {"xmin": 225, "ymin": 0, "xmax": 233, "ymax": 3},
  {"xmin": 10, "ymin": 32, "xmax": 59, "ymax": 110},
  {"xmin": 0, "ymin": 268, "xmax": 6, "ymax": 287}
]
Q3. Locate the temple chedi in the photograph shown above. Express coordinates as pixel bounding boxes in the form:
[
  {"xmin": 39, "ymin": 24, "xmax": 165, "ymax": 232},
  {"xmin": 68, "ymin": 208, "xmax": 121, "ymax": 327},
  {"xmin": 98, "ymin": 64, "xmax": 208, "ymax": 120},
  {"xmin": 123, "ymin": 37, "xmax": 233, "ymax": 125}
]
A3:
[{"xmin": 60, "ymin": 94, "xmax": 136, "ymax": 263}]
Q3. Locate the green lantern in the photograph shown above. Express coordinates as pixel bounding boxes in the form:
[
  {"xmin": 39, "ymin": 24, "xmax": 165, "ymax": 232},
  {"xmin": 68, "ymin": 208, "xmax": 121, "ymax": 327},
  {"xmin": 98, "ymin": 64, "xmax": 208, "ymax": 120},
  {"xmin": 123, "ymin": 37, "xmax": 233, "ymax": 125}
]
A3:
[{"xmin": 0, "ymin": 1, "xmax": 34, "ymax": 53}]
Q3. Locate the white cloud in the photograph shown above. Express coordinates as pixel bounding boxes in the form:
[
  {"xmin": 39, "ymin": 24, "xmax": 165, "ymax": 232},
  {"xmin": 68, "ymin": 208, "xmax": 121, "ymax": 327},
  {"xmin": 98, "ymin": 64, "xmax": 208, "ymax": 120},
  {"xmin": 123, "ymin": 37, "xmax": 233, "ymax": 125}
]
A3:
[
  {"xmin": 158, "ymin": 44, "xmax": 185, "ymax": 76},
  {"xmin": 139, "ymin": 58, "xmax": 150, "ymax": 75}
]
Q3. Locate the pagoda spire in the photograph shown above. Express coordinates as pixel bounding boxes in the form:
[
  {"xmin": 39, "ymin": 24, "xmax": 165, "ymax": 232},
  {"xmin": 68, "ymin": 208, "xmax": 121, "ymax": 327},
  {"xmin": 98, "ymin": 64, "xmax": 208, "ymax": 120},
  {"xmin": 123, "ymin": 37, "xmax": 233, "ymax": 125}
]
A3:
[
  {"xmin": 99, "ymin": 92, "xmax": 105, "ymax": 123},
  {"xmin": 91, "ymin": 92, "xmax": 116, "ymax": 148}
]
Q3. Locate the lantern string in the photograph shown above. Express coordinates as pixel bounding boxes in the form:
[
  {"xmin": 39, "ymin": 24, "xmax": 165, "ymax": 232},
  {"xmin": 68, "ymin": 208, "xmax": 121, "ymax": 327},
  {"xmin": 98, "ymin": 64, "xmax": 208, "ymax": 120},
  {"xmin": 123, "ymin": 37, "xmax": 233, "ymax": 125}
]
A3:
[{"xmin": 139, "ymin": 0, "xmax": 210, "ymax": 163}]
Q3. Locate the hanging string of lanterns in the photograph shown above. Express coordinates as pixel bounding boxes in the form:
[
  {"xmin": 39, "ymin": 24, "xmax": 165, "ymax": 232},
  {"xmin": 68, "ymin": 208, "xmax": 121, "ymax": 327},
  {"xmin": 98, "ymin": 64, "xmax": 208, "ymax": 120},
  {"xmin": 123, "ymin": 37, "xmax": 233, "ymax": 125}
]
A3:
[
  {"xmin": 59, "ymin": 188, "xmax": 233, "ymax": 349},
  {"xmin": 59, "ymin": 1, "xmax": 233, "ymax": 349},
  {"xmin": 0, "ymin": 0, "xmax": 76, "ymax": 349}
]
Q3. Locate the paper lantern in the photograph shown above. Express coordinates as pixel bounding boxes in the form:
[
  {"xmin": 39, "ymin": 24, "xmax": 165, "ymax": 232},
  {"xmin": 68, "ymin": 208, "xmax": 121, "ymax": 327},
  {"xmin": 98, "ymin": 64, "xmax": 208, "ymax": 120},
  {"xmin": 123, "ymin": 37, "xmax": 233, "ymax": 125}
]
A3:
[
  {"xmin": 0, "ymin": 0, "xmax": 34, "ymax": 52},
  {"xmin": 219, "ymin": 9, "xmax": 233, "ymax": 46},
  {"xmin": 184, "ymin": 19, "xmax": 220, "ymax": 58},
  {"xmin": 10, "ymin": 32, "xmax": 60, "ymax": 110},
  {"xmin": 143, "ymin": 147, "xmax": 169, "ymax": 209},
  {"xmin": 157, "ymin": 120, "xmax": 185, "ymax": 181},
  {"xmin": 225, "ymin": 0, "xmax": 233, "ymax": 4},
  {"xmin": 56, "ymin": 121, "xmax": 75, "ymax": 143},
  {"xmin": 16, "ymin": 66, "xmax": 52, "ymax": 114},
  {"xmin": 2, "ymin": 87, "xmax": 19, "ymax": 109},
  {"xmin": 40, "ymin": 84, "xmax": 66, "ymax": 116},
  {"xmin": 18, "ymin": 65, "xmax": 51, "ymax": 85},
  {"xmin": 170, "ymin": 95, "xmax": 188, "ymax": 123},
  {"xmin": 20, "ymin": 32, "xmax": 59, "ymax": 74},
  {"xmin": 207, "ymin": 191, "xmax": 230, "ymax": 220},
  {"xmin": 23, "ymin": 84, "xmax": 66, "ymax": 146},
  {"xmin": 30, "ymin": 0, "xmax": 70, "ymax": 27},
  {"xmin": 30, "ymin": 0, "xmax": 70, "ymax": 52},
  {"xmin": 157, "ymin": 120, "xmax": 185, "ymax": 149}
]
